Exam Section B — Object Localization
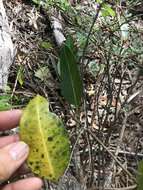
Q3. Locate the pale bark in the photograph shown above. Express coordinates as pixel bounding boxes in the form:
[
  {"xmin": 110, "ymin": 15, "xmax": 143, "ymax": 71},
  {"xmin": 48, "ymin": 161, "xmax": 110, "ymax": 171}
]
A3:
[
  {"xmin": 0, "ymin": 0, "xmax": 14, "ymax": 90},
  {"xmin": 51, "ymin": 12, "xmax": 66, "ymax": 46}
]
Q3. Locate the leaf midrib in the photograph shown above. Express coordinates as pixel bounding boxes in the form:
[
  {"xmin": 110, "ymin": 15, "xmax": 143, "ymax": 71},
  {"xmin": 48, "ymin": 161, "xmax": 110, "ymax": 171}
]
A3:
[
  {"xmin": 64, "ymin": 47, "xmax": 78, "ymax": 106},
  {"xmin": 36, "ymin": 100, "xmax": 54, "ymax": 176}
]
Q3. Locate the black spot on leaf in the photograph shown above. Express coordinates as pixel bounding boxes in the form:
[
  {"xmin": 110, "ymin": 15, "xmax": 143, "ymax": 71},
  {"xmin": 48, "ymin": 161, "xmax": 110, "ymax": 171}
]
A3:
[
  {"xmin": 36, "ymin": 149, "xmax": 39, "ymax": 152},
  {"xmin": 35, "ymin": 165, "xmax": 40, "ymax": 170},
  {"xmin": 47, "ymin": 136, "xmax": 53, "ymax": 141}
]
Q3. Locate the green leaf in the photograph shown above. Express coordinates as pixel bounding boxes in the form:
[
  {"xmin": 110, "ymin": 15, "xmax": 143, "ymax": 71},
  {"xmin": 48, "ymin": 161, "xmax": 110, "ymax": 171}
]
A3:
[
  {"xmin": 96, "ymin": 0, "xmax": 102, "ymax": 3},
  {"xmin": 76, "ymin": 32, "xmax": 86, "ymax": 48},
  {"xmin": 32, "ymin": 0, "xmax": 40, "ymax": 4},
  {"xmin": 65, "ymin": 36, "xmax": 76, "ymax": 54},
  {"xmin": 60, "ymin": 43, "xmax": 83, "ymax": 107},
  {"xmin": 20, "ymin": 95, "xmax": 70, "ymax": 182},
  {"xmin": 0, "ymin": 95, "xmax": 12, "ymax": 111},
  {"xmin": 17, "ymin": 66, "xmax": 24, "ymax": 86},
  {"xmin": 35, "ymin": 66, "xmax": 50, "ymax": 81},
  {"xmin": 102, "ymin": 4, "xmax": 116, "ymax": 17},
  {"xmin": 88, "ymin": 60, "xmax": 105, "ymax": 77},
  {"xmin": 65, "ymin": 35, "xmax": 73, "ymax": 48},
  {"xmin": 40, "ymin": 41, "xmax": 52, "ymax": 49},
  {"xmin": 137, "ymin": 160, "xmax": 143, "ymax": 190},
  {"xmin": 57, "ymin": 60, "xmax": 61, "ymax": 76}
]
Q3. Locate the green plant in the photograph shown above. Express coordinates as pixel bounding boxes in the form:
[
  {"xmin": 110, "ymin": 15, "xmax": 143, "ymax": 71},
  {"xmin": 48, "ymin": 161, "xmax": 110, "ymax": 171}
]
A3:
[
  {"xmin": 32, "ymin": 0, "xmax": 71, "ymax": 12},
  {"xmin": 0, "ymin": 95, "xmax": 12, "ymax": 111},
  {"xmin": 59, "ymin": 37, "xmax": 83, "ymax": 107}
]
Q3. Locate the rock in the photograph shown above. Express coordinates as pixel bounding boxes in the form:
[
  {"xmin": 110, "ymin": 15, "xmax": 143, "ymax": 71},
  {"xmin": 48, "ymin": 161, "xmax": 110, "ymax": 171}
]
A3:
[{"xmin": 0, "ymin": 0, "xmax": 14, "ymax": 90}]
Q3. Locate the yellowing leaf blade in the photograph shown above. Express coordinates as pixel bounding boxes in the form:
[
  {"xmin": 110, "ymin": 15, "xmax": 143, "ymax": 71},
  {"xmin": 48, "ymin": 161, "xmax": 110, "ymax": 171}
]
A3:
[{"xmin": 20, "ymin": 95, "xmax": 70, "ymax": 182}]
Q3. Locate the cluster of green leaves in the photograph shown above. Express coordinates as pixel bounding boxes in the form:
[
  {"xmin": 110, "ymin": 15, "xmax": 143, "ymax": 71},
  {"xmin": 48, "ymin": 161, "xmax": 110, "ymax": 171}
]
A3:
[
  {"xmin": 32, "ymin": 0, "xmax": 71, "ymax": 11},
  {"xmin": 0, "ymin": 95, "xmax": 12, "ymax": 111},
  {"xmin": 0, "ymin": 93, "xmax": 30, "ymax": 111}
]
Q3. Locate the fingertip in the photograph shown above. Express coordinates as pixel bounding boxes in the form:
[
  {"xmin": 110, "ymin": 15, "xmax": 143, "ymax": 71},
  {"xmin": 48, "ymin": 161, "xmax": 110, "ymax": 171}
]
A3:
[
  {"xmin": 0, "ymin": 134, "xmax": 19, "ymax": 148},
  {"xmin": 32, "ymin": 177, "xmax": 43, "ymax": 188},
  {"xmin": 2, "ymin": 177, "xmax": 43, "ymax": 190},
  {"xmin": 0, "ymin": 109, "xmax": 22, "ymax": 130},
  {"xmin": 11, "ymin": 109, "xmax": 22, "ymax": 117},
  {"xmin": 14, "ymin": 134, "xmax": 20, "ymax": 141}
]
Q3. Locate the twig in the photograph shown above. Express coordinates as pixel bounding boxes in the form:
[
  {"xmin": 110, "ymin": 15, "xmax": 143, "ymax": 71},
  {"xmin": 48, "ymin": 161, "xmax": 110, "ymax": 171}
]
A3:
[
  {"xmin": 63, "ymin": 127, "xmax": 85, "ymax": 176},
  {"xmin": 79, "ymin": 0, "xmax": 106, "ymax": 130},
  {"xmin": 104, "ymin": 111, "xmax": 128, "ymax": 187},
  {"xmin": 78, "ymin": 146, "xmax": 143, "ymax": 158},
  {"xmin": 109, "ymin": 150, "xmax": 143, "ymax": 158},
  {"xmin": 80, "ymin": 2, "xmax": 104, "ymax": 64},
  {"xmin": 114, "ymin": 70, "xmax": 125, "ymax": 122},
  {"xmin": 93, "ymin": 184, "xmax": 136, "ymax": 190},
  {"xmin": 43, "ymin": 179, "xmax": 49, "ymax": 190},
  {"xmin": 79, "ymin": 2, "xmax": 105, "ymax": 186},
  {"xmin": 87, "ymin": 129, "xmax": 137, "ymax": 183},
  {"xmin": 126, "ymin": 90, "xmax": 142, "ymax": 104}
]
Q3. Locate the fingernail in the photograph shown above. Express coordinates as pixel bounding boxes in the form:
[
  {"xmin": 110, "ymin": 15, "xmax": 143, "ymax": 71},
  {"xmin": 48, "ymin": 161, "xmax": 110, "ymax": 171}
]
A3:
[{"xmin": 9, "ymin": 141, "xmax": 29, "ymax": 160}]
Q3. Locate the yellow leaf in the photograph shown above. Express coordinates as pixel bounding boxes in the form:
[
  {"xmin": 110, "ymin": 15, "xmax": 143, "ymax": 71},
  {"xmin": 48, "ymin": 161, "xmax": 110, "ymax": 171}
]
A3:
[{"xmin": 20, "ymin": 95, "xmax": 70, "ymax": 182}]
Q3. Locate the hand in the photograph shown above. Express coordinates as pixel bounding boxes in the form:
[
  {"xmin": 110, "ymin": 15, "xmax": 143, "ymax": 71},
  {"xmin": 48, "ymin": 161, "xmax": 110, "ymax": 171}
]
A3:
[{"xmin": 0, "ymin": 110, "xmax": 43, "ymax": 190}]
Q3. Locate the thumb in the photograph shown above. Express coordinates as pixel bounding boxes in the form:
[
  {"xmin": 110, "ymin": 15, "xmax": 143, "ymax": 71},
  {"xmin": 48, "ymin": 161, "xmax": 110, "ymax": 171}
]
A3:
[{"xmin": 0, "ymin": 141, "xmax": 29, "ymax": 181}]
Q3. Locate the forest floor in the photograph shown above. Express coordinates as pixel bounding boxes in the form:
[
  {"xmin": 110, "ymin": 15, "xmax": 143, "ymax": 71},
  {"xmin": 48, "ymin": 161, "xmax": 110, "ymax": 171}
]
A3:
[{"xmin": 2, "ymin": 0, "xmax": 143, "ymax": 189}]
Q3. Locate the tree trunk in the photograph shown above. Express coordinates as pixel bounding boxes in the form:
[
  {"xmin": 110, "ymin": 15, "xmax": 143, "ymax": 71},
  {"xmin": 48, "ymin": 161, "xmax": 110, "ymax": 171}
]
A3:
[{"xmin": 0, "ymin": 0, "xmax": 14, "ymax": 90}]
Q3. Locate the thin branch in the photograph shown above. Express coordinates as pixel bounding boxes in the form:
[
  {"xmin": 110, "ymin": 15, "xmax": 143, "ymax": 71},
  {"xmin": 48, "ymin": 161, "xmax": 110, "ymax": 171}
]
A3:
[
  {"xmin": 80, "ymin": 2, "xmax": 104, "ymax": 64},
  {"xmin": 93, "ymin": 184, "xmax": 136, "ymax": 190},
  {"xmin": 87, "ymin": 129, "xmax": 137, "ymax": 183}
]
